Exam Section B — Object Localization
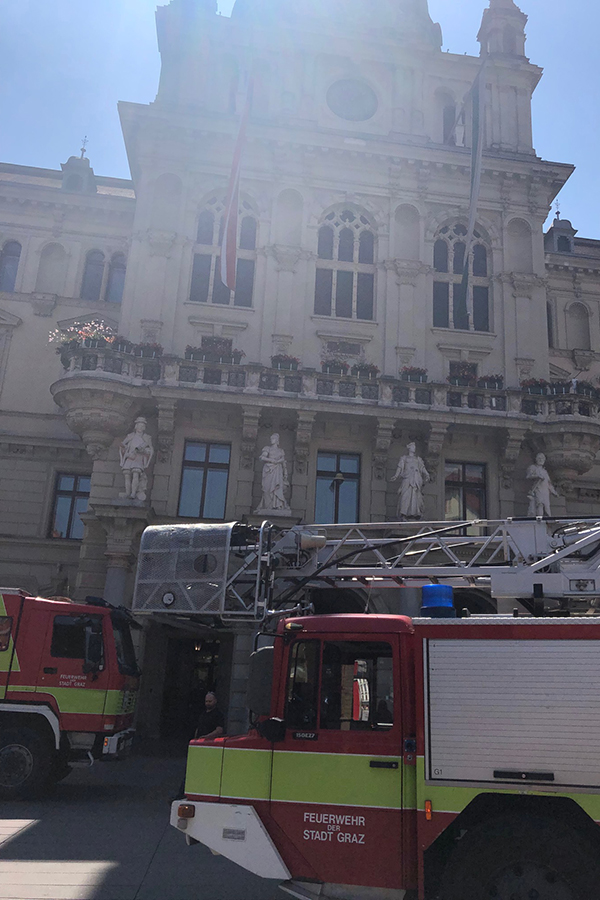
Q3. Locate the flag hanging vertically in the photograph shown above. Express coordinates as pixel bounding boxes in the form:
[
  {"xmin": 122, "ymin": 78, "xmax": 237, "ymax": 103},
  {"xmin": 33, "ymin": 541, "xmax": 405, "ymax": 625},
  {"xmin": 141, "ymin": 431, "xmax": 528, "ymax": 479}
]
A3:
[
  {"xmin": 220, "ymin": 77, "xmax": 253, "ymax": 292},
  {"xmin": 455, "ymin": 62, "xmax": 486, "ymax": 330}
]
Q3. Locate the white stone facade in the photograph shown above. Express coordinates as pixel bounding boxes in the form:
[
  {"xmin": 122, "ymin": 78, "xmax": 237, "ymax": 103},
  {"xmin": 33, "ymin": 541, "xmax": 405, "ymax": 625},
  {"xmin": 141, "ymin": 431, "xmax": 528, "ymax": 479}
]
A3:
[{"xmin": 1, "ymin": 0, "xmax": 600, "ymax": 734}]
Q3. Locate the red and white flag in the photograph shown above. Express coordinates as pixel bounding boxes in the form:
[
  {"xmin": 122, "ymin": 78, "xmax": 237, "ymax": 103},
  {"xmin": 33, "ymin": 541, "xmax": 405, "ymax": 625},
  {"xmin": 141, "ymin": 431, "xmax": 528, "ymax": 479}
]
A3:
[{"xmin": 220, "ymin": 78, "xmax": 253, "ymax": 292}]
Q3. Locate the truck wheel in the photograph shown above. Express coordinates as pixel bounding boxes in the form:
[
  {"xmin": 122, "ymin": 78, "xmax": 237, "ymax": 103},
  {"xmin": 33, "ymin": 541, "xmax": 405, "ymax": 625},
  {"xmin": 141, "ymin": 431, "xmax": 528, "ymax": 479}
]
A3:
[
  {"xmin": 438, "ymin": 813, "xmax": 600, "ymax": 900},
  {"xmin": 0, "ymin": 727, "xmax": 54, "ymax": 800}
]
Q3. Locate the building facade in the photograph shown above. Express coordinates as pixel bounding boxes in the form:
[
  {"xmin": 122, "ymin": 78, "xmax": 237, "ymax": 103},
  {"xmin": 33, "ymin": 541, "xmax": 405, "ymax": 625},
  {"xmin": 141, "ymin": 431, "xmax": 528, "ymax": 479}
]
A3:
[{"xmin": 2, "ymin": 0, "xmax": 600, "ymax": 736}]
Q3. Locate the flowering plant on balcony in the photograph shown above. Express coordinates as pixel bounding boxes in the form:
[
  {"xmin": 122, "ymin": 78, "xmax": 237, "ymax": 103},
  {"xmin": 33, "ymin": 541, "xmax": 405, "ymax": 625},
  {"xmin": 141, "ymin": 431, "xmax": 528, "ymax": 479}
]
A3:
[
  {"xmin": 351, "ymin": 362, "xmax": 380, "ymax": 379},
  {"xmin": 321, "ymin": 354, "xmax": 350, "ymax": 375},
  {"xmin": 477, "ymin": 373, "xmax": 504, "ymax": 389},
  {"xmin": 401, "ymin": 366, "xmax": 428, "ymax": 383},
  {"xmin": 49, "ymin": 318, "xmax": 116, "ymax": 347},
  {"xmin": 271, "ymin": 354, "xmax": 301, "ymax": 370},
  {"xmin": 520, "ymin": 378, "xmax": 549, "ymax": 395},
  {"xmin": 447, "ymin": 361, "xmax": 477, "ymax": 387}
]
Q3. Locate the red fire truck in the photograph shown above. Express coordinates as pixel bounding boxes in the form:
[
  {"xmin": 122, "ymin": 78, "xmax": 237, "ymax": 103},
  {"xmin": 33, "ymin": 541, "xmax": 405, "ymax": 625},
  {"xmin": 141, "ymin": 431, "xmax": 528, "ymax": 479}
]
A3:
[
  {"xmin": 132, "ymin": 518, "xmax": 600, "ymax": 900},
  {"xmin": 0, "ymin": 590, "xmax": 139, "ymax": 799}
]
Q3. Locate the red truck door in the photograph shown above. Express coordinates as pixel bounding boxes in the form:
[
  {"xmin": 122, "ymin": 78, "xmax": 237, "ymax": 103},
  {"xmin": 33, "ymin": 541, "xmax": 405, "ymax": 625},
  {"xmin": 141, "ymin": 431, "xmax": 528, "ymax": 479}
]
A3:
[
  {"xmin": 35, "ymin": 610, "xmax": 111, "ymax": 732},
  {"xmin": 269, "ymin": 633, "xmax": 403, "ymax": 890}
]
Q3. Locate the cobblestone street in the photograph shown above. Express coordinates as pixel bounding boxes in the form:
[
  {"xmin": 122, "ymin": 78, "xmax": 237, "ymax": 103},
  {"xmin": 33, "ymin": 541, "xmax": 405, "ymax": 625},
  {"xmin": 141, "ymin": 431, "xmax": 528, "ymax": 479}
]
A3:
[{"xmin": 0, "ymin": 750, "xmax": 282, "ymax": 900}]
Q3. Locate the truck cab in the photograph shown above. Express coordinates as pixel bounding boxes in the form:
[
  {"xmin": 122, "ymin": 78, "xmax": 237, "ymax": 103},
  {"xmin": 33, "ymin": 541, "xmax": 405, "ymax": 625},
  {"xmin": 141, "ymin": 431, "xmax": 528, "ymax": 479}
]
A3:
[{"xmin": 0, "ymin": 590, "xmax": 139, "ymax": 798}]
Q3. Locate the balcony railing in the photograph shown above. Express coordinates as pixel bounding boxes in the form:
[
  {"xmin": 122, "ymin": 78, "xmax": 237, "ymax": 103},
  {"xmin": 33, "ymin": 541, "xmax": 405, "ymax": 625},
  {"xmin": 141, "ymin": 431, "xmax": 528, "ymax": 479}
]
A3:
[{"xmin": 60, "ymin": 347, "xmax": 600, "ymax": 421}]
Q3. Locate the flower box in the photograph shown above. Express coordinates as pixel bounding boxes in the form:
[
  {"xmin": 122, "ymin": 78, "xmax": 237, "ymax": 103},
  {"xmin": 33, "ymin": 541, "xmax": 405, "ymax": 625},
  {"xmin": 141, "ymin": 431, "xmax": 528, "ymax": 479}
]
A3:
[
  {"xmin": 448, "ymin": 376, "xmax": 473, "ymax": 387},
  {"xmin": 549, "ymin": 383, "xmax": 570, "ymax": 396},
  {"xmin": 113, "ymin": 339, "xmax": 133, "ymax": 354},
  {"xmin": 136, "ymin": 348, "xmax": 161, "ymax": 359},
  {"xmin": 401, "ymin": 373, "xmax": 428, "ymax": 383},
  {"xmin": 322, "ymin": 364, "xmax": 347, "ymax": 375},
  {"xmin": 351, "ymin": 366, "xmax": 379, "ymax": 380},
  {"xmin": 477, "ymin": 376, "xmax": 504, "ymax": 391},
  {"xmin": 576, "ymin": 383, "xmax": 595, "ymax": 398},
  {"xmin": 272, "ymin": 361, "xmax": 299, "ymax": 371},
  {"xmin": 83, "ymin": 337, "xmax": 106, "ymax": 349},
  {"xmin": 526, "ymin": 385, "xmax": 547, "ymax": 395}
]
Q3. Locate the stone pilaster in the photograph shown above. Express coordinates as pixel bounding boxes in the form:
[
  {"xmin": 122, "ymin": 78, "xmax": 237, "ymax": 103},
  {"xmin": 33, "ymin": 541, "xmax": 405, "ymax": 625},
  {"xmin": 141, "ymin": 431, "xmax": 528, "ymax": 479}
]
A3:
[
  {"xmin": 372, "ymin": 418, "xmax": 394, "ymax": 521},
  {"xmin": 236, "ymin": 406, "xmax": 262, "ymax": 516},
  {"xmin": 499, "ymin": 426, "xmax": 528, "ymax": 517},
  {"xmin": 291, "ymin": 410, "xmax": 316, "ymax": 515}
]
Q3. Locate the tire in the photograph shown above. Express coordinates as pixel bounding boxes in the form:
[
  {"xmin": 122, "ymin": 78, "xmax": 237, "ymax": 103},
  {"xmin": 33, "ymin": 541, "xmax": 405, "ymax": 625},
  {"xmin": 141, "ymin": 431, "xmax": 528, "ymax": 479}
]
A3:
[
  {"xmin": 0, "ymin": 727, "xmax": 55, "ymax": 800},
  {"xmin": 438, "ymin": 812, "xmax": 600, "ymax": 900}
]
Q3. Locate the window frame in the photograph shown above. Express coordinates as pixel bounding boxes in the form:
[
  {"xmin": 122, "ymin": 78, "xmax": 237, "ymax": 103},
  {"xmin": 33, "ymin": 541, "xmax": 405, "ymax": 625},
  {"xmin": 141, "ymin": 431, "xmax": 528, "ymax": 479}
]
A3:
[
  {"xmin": 0, "ymin": 241, "xmax": 22, "ymax": 293},
  {"xmin": 315, "ymin": 451, "xmax": 361, "ymax": 524},
  {"xmin": 190, "ymin": 197, "xmax": 257, "ymax": 308},
  {"xmin": 444, "ymin": 461, "xmax": 487, "ymax": 523},
  {"xmin": 177, "ymin": 440, "xmax": 232, "ymax": 521},
  {"xmin": 49, "ymin": 473, "xmax": 91, "ymax": 541},
  {"xmin": 432, "ymin": 225, "xmax": 491, "ymax": 332},
  {"xmin": 314, "ymin": 210, "xmax": 376, "ymax": 322}
]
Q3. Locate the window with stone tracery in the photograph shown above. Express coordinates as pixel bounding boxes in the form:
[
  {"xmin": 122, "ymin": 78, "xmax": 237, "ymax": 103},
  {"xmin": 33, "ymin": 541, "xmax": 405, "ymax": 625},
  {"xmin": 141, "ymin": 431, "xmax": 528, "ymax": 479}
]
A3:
[
  {"xmin": 190, "ymin": 196, "xmax": 257, "ymax": 308},
  {"xmin": 432, "ymin": 224, "xmax": 491, "ymax": 332},
  {"xmin": 314, "ymin": 209, "xmax": 376, "ymax": 321}
]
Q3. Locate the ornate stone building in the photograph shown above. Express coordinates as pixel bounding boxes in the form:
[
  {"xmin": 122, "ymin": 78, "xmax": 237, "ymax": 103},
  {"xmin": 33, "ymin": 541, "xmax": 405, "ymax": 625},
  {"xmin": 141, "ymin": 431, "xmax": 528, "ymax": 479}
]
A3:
[{"xmin": 1, "ymin": 0, "xmax": 600, "ymax": 735}]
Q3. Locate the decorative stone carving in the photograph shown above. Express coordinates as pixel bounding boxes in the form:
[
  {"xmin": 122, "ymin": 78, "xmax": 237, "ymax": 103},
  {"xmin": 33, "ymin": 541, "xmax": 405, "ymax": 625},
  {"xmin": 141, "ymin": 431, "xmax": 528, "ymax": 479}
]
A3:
[
  {"xmin": 573, "ymin": 350, "xmax": 595, "ymax": 371},
  {"xmin": 541, "ymin": 426, "xmax": 600, "ymax": 484},
  {"xmin": 294, "ymin": 411, "xmax": 315, "ymax": 476},
  {"xmin": 30, "ymin": 293, "xmax": 57, "ymax": 317},
  {"xmin": 241, "ymin": 407, "xmax": 261, "ymax": 470},
  {"xmin": 373, "ymin": 419, "xmax": 394, "ymax": 481},
  {"xmin": 50, "ymin": 379, "xmax": 141, "ymax": 460},
  {"xmin": 268, "ymin": 246, "xmax": 305, "ymax": 272},
  {"xmin": 119, "ymin": 417, "xmax": 154, "ymax": 502},
  {"xmin": 391, "ymin": 443, "xmax": 430, "ymax": 519},
  {"xmin": 500, "ymin": 427, "xmax": 527, "ymax": 491},
  {"xmin": 156, "ymin": 399, "xmax": 177, "ymax": 464},
  {"xmin": 526, "ymin": 453, "xmax": 558, "ymax": 517},
  {"xmin": 254, "ymin": 433, "xmax": 291, "ymax": 515},
  {"xmin": 515, "ymin": 357, "xmax": 535, "ymax": 381},
  {"xmin": 425, "ymin": 423, "xmax": 448, "ymax": 484}
]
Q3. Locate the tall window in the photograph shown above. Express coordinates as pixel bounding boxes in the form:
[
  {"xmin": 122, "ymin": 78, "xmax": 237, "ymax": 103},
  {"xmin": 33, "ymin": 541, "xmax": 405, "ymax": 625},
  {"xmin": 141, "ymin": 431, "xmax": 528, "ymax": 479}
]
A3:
[
  {"xmin": 445, "ymin": 462, "xmax": 486, "ymax": 523},
  {"xmin": 0, "ymin": 241, "xmax": 21, "ymax": 292},
  {"xmin": 49, "ymin": 474, "xmax": 91, "ymax": 540},
  {"xmin": 81, "ymin": 251, "xmax": 127, "ymax": 304},
  {"xmin": 315, "ymin": 452, "xmax": 360, "ymax": 524},
  {"xmin": 178, "ymin": 442, "xmax": 231, "ymax": 520},
  {"xmin": 190, "ymin": 197, "xmax": 257, "ymax": 307},
  {"xmin": 433, "ymin": 224, "xmax": 490, "ymax": 332},
  {"xmin": 314, "ymin": 210, "xmax": 376, "ymax": 321}
]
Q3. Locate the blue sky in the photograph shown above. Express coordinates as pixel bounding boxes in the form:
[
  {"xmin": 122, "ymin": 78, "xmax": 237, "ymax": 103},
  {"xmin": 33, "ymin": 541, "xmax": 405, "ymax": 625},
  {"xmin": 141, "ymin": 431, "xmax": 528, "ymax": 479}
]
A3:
[{"xmin": 0, "ymin": 0, "xmax": 597, "ymax": 236}]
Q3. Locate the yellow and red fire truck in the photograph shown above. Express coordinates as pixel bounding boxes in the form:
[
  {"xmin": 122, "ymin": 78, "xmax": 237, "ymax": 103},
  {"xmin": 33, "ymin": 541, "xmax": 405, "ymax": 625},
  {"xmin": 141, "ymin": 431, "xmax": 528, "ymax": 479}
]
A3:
[
  {"xmin": 0, "ymin": 590, "xmax": 139, "ymax": 799},
  {"xmin": 133, "ymin": 518, "xmax": 600, "ymax": 900}
]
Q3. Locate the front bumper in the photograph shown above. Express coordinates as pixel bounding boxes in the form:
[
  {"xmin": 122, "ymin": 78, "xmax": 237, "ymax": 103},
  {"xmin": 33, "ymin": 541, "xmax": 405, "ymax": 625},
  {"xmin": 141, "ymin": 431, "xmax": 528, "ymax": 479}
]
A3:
[{"xmin": 102, "ymin": 728, "xmax": 135, "ymax": 758}]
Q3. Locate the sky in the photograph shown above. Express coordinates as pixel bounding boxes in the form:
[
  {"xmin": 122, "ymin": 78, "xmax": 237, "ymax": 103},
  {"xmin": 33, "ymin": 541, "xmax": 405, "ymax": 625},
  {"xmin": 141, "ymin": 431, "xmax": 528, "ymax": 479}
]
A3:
[{"xmin": 0, "ymin": 0, "xmax": 597, "ymax": 236}]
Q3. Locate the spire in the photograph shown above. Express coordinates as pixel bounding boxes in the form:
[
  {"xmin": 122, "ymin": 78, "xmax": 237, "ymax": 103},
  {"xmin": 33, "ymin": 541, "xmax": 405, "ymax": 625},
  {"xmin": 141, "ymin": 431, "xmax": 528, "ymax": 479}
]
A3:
[{"xmin": 478, "ymin": 0, "xmax": 528, "ymax": 58}]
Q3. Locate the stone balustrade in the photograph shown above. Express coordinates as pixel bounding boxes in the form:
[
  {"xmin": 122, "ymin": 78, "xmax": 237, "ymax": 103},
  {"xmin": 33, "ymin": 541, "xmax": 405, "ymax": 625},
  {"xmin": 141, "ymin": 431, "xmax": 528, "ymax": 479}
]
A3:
[{"xmin": 59, "ymin": 346, "xmax": 600, "ymax": 421}]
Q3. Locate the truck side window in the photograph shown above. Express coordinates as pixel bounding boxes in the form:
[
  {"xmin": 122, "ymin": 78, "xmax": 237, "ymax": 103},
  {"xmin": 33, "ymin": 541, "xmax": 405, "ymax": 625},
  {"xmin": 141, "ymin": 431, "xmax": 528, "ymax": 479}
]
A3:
[
  {"xmin": 51, "ymin": 615, "xmax": 103, "ymax": 660},
  {"xmin": 0, "ymin": 616, "xmax": 12, "ymax": 652},
  {"xmin": 285, "ymin": 641, "xmax": 320, "ymax": 729},
  {"xmin": 320, "ymin": 641, "xmax": 394, "ymax": 731}
]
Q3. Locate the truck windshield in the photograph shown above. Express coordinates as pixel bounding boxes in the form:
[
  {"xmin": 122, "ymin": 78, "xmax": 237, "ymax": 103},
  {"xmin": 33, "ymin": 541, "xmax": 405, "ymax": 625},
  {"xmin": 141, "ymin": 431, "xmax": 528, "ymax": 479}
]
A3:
[{"xmin": 111, "ymin": 617, "xmax": 139, "ymax": 676}]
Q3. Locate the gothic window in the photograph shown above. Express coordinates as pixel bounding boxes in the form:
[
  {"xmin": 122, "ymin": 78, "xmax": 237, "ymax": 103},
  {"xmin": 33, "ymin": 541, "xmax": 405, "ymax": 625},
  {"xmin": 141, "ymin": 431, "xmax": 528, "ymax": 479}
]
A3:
[
  {"xmin": 190, "ymin": 196, "xmax": 257, "ymax": 308},
  {"xmin": 0, "ymin": 241, "xmax": 21, "ymax": 292},
  {"xmin": 81, "ymin": 251, "xmax": 105, "ymax": 302},
  {"xmin": 106, "ymin": 253, "xmax": 127, "ymax": 305},
  {"xmin": 432, "ymin": 224, "xmax": 491, "ymax": 332},
  {"xmin": 314, "ymin": 210, "xmax": 376, "ymax": 321}
]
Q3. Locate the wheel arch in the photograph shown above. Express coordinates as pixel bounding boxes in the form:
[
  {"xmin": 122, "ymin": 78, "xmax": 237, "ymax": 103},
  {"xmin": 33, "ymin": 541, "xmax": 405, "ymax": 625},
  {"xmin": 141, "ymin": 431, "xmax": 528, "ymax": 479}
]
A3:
[
  {"xmin": 0, "ymin": 704, "xmax": 60, "ymax": 750},
  {"xmin": 424, "ymin": 792, "xmax": 600, "ymax": 899}
]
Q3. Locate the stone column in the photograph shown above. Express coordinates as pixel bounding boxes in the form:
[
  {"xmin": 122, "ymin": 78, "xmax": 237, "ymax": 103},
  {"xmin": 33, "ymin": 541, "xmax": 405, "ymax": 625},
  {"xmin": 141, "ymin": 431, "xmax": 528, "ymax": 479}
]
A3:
[
  {"xmin": 236, "ymin": 406, "xmax": 262, "ymax": 517},
  {"xmin": 291, "ymin": 411, "xmax": 316, "ymax": 517},
  {"xmin": 372, "ymin": 418, "xmax": 394, "ymax": 522},
  {"xmin": 152, "ymin": 398, "xmax": 177, "ymax": 516},
  {"xmin": 87, "ymin": 502, "xmax": 154, "ymax": 608},
  {"xmin": 499, "ymin": 426, "xmax": 528, "ymax": 517},
  {"xmin": 425, "ymin": 422, "xmax": 449, "ymax": 519}
]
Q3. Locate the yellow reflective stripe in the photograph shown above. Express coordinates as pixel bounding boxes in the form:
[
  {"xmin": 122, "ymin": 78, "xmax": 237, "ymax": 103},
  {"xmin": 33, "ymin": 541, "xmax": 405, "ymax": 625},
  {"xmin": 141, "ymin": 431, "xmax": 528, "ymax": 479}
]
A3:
[
  {"xmin": 272, "ymin": 751, "xmax": 402, "ymax": 809},
  {"xmin": 103, "ymin": 690, "xmax": 126, "ymax": 716},
  {"xmin": 185, "ymin": 744, "xmax": 224, "ymax": 796},
  {"xmin": 0, "ymin": 594, "xmax": 20, "ymax": 683},
  {"xmin": 7, "ymin": 684, "xmax": 107, "ymax": 715},
  {"xmin": 416, "ymin": 757, "xmax": 600, "ymax": 822},
  {"xmin": 221, "ymin": 748, "xmax": 272, "ymax": 801}
]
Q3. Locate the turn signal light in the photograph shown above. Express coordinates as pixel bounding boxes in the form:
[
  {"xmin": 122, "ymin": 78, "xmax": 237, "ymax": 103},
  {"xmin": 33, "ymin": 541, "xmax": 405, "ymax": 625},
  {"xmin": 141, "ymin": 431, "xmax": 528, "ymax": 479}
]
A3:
[
  {"xmin": 178, "ymin": 804, "xmax": 196, "ymax": 819},
  {"xmin": 425, "ymin": 801, "xmax": 433, "ymax": 821}
]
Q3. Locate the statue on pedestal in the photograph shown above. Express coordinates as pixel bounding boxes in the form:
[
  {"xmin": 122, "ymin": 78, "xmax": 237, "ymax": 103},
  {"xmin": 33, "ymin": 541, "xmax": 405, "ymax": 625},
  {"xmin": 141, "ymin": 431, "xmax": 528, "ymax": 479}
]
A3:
[
  {"xmin": 526, "ymin": 453, "xmax": 558, "ymax": 517},
  {"xmin": 255, "ymin": 433, "xmax": 290, "ymax": 514},
  {"xmin": 391, "ymin": 442, "xmax": 430, "ymax": 520},
  {"xmin": 119, "ymin": 417, "xmax": 154, "ymax": 502}
]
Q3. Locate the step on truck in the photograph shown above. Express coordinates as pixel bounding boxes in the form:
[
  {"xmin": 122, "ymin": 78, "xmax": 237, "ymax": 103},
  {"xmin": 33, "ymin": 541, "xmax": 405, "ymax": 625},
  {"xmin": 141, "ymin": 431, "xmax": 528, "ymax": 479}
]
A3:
[
  {"xmin": 0, "ymin": 590, "xmax": 140, "ymax": 799},
  {"xmin": 131, "ymin": 518, "xmax": 600, "ymax": 900}
]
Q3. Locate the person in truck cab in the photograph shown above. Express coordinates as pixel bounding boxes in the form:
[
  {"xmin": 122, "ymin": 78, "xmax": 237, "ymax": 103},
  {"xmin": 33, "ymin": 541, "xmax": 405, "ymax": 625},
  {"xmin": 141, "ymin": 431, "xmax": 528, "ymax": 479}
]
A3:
[{"xmin": 194, "ymin": 691, "xmax": 224, "ymax": 740}]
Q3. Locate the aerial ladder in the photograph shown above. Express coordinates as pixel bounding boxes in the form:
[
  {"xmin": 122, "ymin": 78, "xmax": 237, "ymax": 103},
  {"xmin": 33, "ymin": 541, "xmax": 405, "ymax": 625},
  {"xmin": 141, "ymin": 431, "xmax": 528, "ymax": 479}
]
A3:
[{"xmin": 132, "ymin": 516, "xmax": 600, "ymax": 620}]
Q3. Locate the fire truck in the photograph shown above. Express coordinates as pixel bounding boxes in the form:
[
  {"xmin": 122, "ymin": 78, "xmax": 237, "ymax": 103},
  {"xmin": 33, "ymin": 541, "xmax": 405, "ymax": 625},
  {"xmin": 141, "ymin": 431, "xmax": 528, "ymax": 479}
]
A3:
[
  {"xmin": 133, "ymin": 517, "xmax": 600, "ymax": 900},
  {"xmin": 0, "ymin": 591, "xmax": 139, "ymax": 799}
]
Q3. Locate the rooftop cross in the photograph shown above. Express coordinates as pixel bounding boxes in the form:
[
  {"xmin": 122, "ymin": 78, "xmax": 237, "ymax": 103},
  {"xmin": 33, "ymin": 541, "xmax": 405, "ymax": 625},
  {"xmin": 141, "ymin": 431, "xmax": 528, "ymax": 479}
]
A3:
[{"xmin": 80, "ymin": 136, "xmax": 88, "ymax": 160}]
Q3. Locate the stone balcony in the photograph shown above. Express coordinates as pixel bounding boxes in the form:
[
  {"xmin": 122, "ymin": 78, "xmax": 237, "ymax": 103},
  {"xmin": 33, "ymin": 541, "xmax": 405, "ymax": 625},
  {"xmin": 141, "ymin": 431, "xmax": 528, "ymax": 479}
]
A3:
[{"xmin": 55, "ymin": 345, "xmax": 600, "ymax": 423}]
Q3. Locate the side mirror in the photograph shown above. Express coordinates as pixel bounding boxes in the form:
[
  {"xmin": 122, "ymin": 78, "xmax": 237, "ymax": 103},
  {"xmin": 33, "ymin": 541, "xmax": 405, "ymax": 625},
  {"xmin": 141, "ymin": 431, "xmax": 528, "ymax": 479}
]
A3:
[
  {"xmin": 83, "ymin": 625, "xmax": 104, "ymax": 678},
  {"xmin": 257, "ymin": 718, "xmax": 286, "ymax": 743}
]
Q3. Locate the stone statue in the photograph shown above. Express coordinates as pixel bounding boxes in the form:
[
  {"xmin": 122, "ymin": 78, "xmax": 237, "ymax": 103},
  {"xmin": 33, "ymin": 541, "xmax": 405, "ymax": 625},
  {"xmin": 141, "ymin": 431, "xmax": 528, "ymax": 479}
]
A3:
[
  {"xmin": 391, "ymin": 442, "xmax": 430, "ymax": 520},
  {"xmin": 526, "ymin": 453, "xmax": 558, "ymax": 517},
  {"xmin": 255, "ymin": 433, "xmax": 290, "ymax": 513},
  {"xmin": 119, "ymin": 417, "xmax": 154, "ymax": 502}
]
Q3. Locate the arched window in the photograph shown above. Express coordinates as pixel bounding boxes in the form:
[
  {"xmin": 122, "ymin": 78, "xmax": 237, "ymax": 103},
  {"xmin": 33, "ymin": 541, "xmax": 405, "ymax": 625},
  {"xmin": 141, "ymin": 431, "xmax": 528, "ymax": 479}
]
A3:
[
  {"xmin": 106, "ymin": 253, "xmax": 127, "ymax": 305},
  {"xmin": 0, "ymin": 241, "xmax": 21, "ymax": 292},
  {"xmin": 432, "ymin": 224, "xmax": 491, "ymax": 332},
  {"xmin": 36, "ymin": 243, "xmax": 67, "ymax": 295},
  {"xmin": 189, "ymin": 196, "xmax": 257, "ymax": 308},
  {"xmin": 566, "ymin": 303, "xmax": 591, "ymax": 351},
  {"xmin": 314, "ymin": 209, "xmax": 376, "ymax": 321},
  {"xmin": 81, "ymin": 250, "xmax": 105, "ymax": 302},
  {"xmin": 557, "ymin": 235, "xmax": 572, "ymax": 253}
]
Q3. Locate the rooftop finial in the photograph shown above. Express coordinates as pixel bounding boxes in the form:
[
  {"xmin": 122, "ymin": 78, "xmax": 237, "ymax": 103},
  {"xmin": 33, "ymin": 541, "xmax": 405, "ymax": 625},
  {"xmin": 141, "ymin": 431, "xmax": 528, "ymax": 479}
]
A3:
[
  {"xmin": 80, "ymin": 136, "xmax": 89, "ymax": 160},
  {"xmin": 555, "ymin": 200, "xmax": 561, "ymax": 220}
]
